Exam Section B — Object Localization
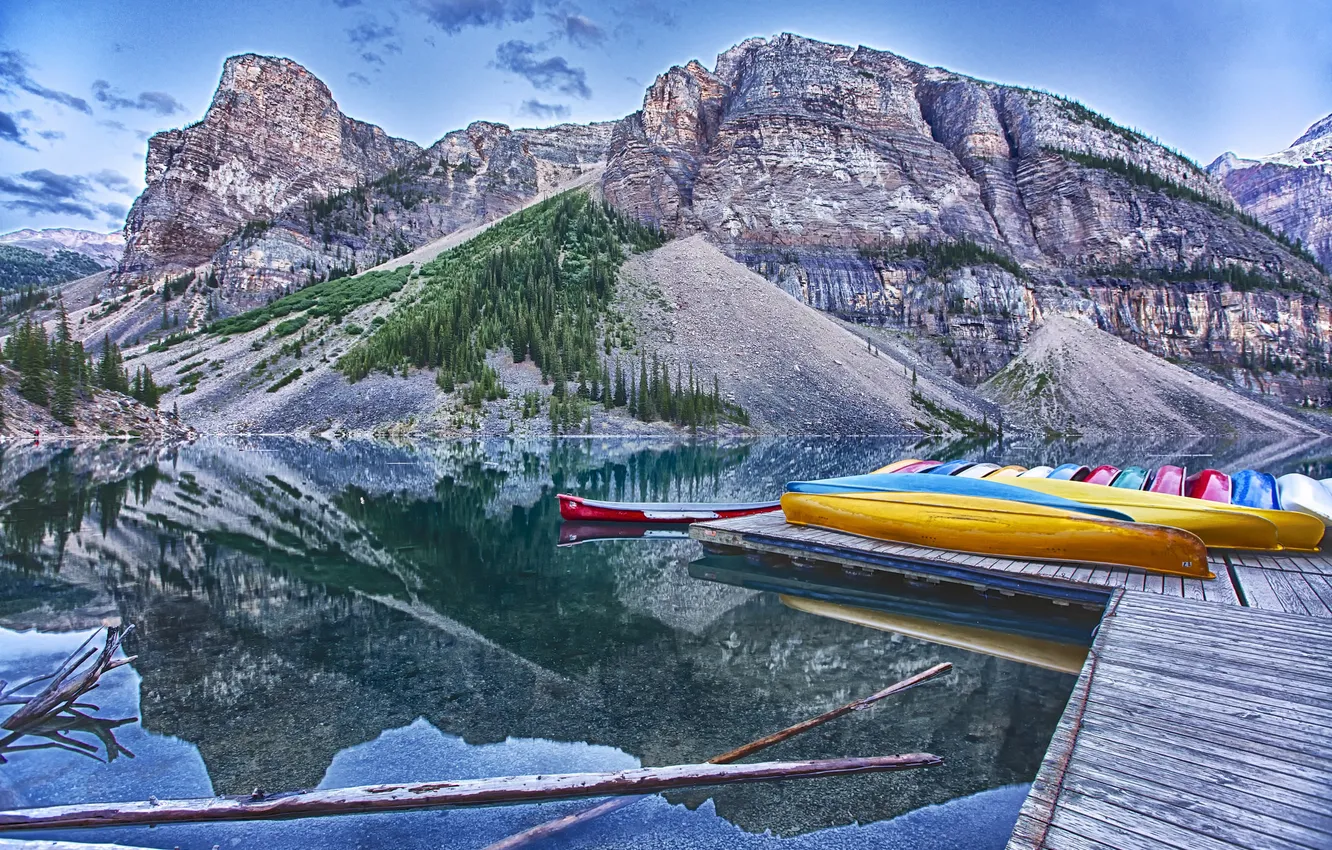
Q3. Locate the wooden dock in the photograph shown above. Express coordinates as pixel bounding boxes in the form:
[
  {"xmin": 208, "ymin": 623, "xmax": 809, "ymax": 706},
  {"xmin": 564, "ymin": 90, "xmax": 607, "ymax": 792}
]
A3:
[{"xmin": 690, "ymin": 513, "xmax": 1332, "ymax": 850}]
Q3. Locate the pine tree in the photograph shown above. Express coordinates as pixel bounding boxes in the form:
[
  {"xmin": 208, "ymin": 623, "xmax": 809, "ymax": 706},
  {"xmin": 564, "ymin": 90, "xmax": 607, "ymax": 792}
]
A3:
[
  {"xmin": 51, "ymin": 297, "xmax": 76, "ymax": 424},
  {"xmin": 637, "ymin": 353, "xmax": 653, "ymax": 421},
  {"xmin": 17, "ymin": 317, "xmax": 50, "ymax": 407},
  {"xmin": 613, "ymin": 359, "xmax": 627, "ymax": 407}
]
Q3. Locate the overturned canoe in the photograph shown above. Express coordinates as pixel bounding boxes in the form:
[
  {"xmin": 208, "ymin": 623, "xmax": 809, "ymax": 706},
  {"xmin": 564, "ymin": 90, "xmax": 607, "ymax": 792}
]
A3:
[
  {"xmin": 1019, "ymin": 466, "xmax": 1055, "ymax": 479},
  {"xmin": 556, "ymin": 494, "xmax": 780, "ymax": 523},
  {"xmin": 1231, "ymin": 470, "xmax": 1281, "ymax": 511},
  {"xmin": 998, "ymin": 476, "xmax": 1309, "ymax": 551},
  {"xmin": 874, "ymin": 459, "xmax": 939, "ymax": 474},
  {"xmin": 957, "ymin": 463, "xmax": 1001, "ymax": 478},
  {"xmin": 1049, "ymin": 464, "xmax": 1090, "ymax": 481},
  {"xmin": 986, "ymin": 465, "xmax": 1027, "ymax": 478},
  {"xmin": 1276, "ymin": 474, "xmax": 1332, "ymax": 526},
  {"xmin": 1111, "ymin": 466, "xmax": 1149, "ymax": 490},
  {"xmin": 787, "ymin": 473, "xmax": 1134, "ymax": 522},
  {"xmin": 927, "ymin": 460, "xmax": 975, "ymax": 476},
  {"xmin": 780, "ymin": 490, "xmax": 1212, "ymax": 578},
  {"xmin": 1084, "ymin": 465, "xmax": 1120, "ymax": 485},
  {"xmin": 1146, "ymin": 465, "xmax": 1186, "ymax": 496},
  {"xmin": 1186, "ymin": 469, "xmax": 1232, "ymax": 503}
]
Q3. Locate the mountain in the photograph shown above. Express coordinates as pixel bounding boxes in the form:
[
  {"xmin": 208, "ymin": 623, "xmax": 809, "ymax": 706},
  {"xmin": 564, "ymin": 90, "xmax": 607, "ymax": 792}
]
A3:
[
  {"xmin": 603, "ymin": 35, "xmax": 1329, "ymax": 402},
  {"xmin": 51, "ymin": 34, "xmax": 1332, "ymax": 435},
  {"xmin": 113, "ymin": 53, "xmax": 613, "ymax": 316},
  {"xmin": 1208, "ymin": 113, "xmax": 1332, "ymax": 271},
  {"xmin": 0, "ymin": 228, "xmax": 125, "ymax": 266}
]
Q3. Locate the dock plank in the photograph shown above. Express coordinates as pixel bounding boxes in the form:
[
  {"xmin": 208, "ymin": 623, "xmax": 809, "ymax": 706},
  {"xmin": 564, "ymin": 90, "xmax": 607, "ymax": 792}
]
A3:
[{"xmin": 1008, "ymin": 590, "xmax": 1332, "ymax": 850}]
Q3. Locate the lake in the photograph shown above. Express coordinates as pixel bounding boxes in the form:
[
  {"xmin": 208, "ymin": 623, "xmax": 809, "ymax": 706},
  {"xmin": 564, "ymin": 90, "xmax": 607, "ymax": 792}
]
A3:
[{"xmin": 1, "ymin": 433, "xmax": 1328, "ymax": 849}]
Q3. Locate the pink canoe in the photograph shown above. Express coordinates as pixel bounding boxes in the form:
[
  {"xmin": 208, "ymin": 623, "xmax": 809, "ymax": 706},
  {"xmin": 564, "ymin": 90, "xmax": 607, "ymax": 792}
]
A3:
[
  {"xmin": 557, "ymin": 494, "xmax": 781, "ymax": 523},
  {"xmin": 1084, "ymin": 465, "xmax": 1121, "ymax": 486},
  {"xmin": 1185, "ymin": 470, "xmax": 1232, "ymax": 503},
  {"xmin": 1146, "ymin": 465, "xmax": 1186, "ymax": 496}
]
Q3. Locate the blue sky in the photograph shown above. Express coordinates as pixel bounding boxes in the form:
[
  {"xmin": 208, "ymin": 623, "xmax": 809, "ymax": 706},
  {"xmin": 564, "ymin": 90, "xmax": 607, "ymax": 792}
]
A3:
[{"xmin": 1, "ymin": 0, "xmax": 1329, "ymax": 235}]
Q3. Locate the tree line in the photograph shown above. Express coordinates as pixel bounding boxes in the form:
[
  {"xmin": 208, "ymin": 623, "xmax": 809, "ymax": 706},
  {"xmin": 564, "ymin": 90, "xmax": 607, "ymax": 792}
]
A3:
[{"xmin": 1, "ymin": 298, "xmax": 161, "ymax": 426}]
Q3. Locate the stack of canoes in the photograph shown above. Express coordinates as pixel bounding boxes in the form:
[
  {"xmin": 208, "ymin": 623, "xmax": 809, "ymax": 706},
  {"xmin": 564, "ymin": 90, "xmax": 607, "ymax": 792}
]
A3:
[{"xmin": 780, "ymin": 460, "xmax": 1329, "ymax": 578}]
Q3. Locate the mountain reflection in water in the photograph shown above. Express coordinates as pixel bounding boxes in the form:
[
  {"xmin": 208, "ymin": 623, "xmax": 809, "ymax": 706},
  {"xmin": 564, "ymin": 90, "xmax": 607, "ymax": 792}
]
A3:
[{"xmin": 1, "ymin": 434, "xmax": 1326, "ymax": 847}]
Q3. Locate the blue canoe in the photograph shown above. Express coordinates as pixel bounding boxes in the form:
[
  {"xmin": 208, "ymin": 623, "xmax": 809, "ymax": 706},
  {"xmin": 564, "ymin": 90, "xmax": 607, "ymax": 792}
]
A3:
[
  {"xmin": 927, "ymin": 460, "xmax": 975, "ymax": 476},
  {"xmin": 786, "ymin": 473, "xmax": 1134, "ymax": 523},
  {"xmin": 1231, "ymin": 470, "xmax": 1281, "ymax": 510},
  {"xmin": 1049, "ymin": 464, "xmax": 1090, "ymax": 481}
]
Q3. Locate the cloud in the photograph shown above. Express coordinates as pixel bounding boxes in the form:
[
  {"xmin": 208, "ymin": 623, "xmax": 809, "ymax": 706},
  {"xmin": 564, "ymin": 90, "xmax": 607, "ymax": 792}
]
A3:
[
  {"xmin": 37, "ymin": 129, "xmax": 64, "ymax": 141},
  {"xmin": 417, "ymin": 0, "xmax": 535, "ymax": 34},
  {"xmin": 0, "ymin": 50, "xmax": 92, "ymax": 114},
  {"xmin": 91, "ymin": 169, "xmax": 135, "ymax": 194},
  {"xmin": 549, "ymin": 13, "xmax": 605, "ymax": 47},
  {"xmin": 347, "ymin": 19, "xmax": 398, "ymax": 46},
  {"xmin": 494, "ymin": 40, "xmax": 590, "ymax": 98},
  {"xmin": 348, "ymin": 71, "xmax": 373, "ymax": 86},
  {"xmin": 519, "ymin": 99, "xmax": 571, "ymax": 120},
  {"xmin": 0, "ymin": 169, "xmax": 134, "ymax": 223},
  {"xmin": 0, "ymin": 110, "xmax": 35, "ymax": 149},
  {"xmin": 613, "ymin": 0, "xmax": 676, "ymax": 28},
  {"xmin": 91, "ymin": 80, "xmax": 186, "ymax": 115},
  {"xmin": 330, "ymin": 0, "xmax": 362, "ymax": 6},
  {"xmin": 98, "ymin": 119, "xmax": 129, "ymax": 132},
  {"xmin": 361, "ymin": 51, "xmax": 385, "ymax": 66}
]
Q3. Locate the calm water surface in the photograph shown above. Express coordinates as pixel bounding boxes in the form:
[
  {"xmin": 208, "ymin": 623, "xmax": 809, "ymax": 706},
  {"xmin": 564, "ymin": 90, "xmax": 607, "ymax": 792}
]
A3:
[{"xmin": 1, "ymin": 434, "xmax": 1327, "ymax": 849}]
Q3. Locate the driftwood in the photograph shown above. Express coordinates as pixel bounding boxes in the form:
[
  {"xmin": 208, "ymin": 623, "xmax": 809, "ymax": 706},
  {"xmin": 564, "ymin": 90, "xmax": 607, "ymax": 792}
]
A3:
[
  {"xmin": 483, "ymin": 661, "xmax": 954, "ymax": 850},
  {"xmin": 0, "ymin": 627, "xmax": 137, "ymax": 764},
  {"xmin": 0, "ymin": 754, "xmax": 942, "ymax": 831}
]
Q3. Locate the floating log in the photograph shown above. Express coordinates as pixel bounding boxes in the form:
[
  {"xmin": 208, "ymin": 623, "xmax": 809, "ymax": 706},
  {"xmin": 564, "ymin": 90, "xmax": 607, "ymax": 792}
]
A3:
[
  {"xmin": 483, "ymin": 661, "xmax": 954, "ymax": 850},
  {"xmin": 0, "ymin": 755, "xmax": 942, "ymax": 831}
]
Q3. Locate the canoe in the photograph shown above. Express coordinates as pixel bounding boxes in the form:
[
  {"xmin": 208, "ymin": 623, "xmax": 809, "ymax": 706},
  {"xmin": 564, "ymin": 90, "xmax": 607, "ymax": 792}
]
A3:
[
  {"xmin": 1185, "ymin": 470, "xmax": 1231, "ymax": 503},
  {"xmin": 998, "ymin": 476, "xmax": 1304, "ymax": 551},
  {"xmin": 1111, "ymin": 466, "xmax": 1148, "ymax": 490},
  {"xmin": 986, "ymin": 466, "xmax": 1027, "ymax": 478},
  {"xmin": 556, "ymin": 494, "xmax": 780, "ymax": 523},
  {"xmin": 780, "ymin": 490, "xmax": 1212, "ymax": 578},
  {"xmin": 1084, "ymin": 465, "xmax": 1120, "ymax": 485},
  {"xmin": 927, "ymin": 460, "xmax": 975, "ymax": 475},
  {"xmin": 558, "ymin": 522, "xmax": 691, "ymax": 546},
  {"xmin": 780, "ymin": 596, "xmax": 1088, "ymax": 675},
  {"xmin": 1276, "ymin": 474, "xmax": 1332, "ymax": 525},
  {"xmin": 873, "ymin": 459, "xmax": 939, "ymax": 474},
  {"xmin": 1019, "ymin": 466, "xmax": 1055, "ymax": 479},
  {"xmin": 1049, "ymin": 464, "xmax": 1089, "ymax": 481},
  {"xmin": 1230, "ymin": 470, "xmax": 1281, "ymax": 511},
  {"xmin": 787, "ymin": 473, "xmax": 1134, "ymax": 522},
  {"xmin": 1146, "ymin": 465, "xmax": 1185, "ymax": 496},
  {"xmin": 957, "ymin": 463, "xmax": 1001, "ymax": 478}
]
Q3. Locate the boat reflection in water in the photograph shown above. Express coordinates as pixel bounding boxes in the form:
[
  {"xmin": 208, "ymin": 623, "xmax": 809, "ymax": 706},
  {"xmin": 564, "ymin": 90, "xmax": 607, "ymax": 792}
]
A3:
[
  {"xmin": 689, "ymin": 552, "xmax": 1096, "ymax": 676},
  {"xmin": 557, "ymin": 521, "xmax": 691, "ymax": 546}
]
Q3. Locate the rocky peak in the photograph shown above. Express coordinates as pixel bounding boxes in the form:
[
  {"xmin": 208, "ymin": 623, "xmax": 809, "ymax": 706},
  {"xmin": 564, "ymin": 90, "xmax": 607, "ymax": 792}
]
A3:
[
  {"xmin": 116, "ymin": 53, "xmax": 420, "ymax": 287},
  {"xmin": 1293, "ymin": 113, "xmax": 1332, "ymax": 148}
]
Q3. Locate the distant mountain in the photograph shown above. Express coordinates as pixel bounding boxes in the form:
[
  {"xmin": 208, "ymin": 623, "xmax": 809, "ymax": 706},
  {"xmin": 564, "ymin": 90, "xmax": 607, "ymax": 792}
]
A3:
[
  {"xmin": 0, "ymin": 245, "xmax": 105, "ymax": 290},
  {"xmin": 1208, "ymin": 113, "xmax": 1332, "ymax": 271},
  {"xmin": 0, "ymin": 228, "xmax": 124, "ymax": 266}
]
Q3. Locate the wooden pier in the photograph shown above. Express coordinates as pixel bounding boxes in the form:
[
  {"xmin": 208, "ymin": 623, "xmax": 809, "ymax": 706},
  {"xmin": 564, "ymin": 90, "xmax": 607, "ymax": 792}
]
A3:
[{"xmin": 690, "ymin": 513, "xmax": 1332, "ymax": 850}]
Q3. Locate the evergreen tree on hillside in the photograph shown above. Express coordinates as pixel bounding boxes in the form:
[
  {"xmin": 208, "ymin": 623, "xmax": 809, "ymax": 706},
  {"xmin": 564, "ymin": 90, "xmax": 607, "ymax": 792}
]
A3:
[
  {"xmin": 95, "ymin": 335, "xmax": 129, "ymax": 394},
  {"xmin": 51, "ymin": 297, "xmax": 76, "ymax": 424},
  {"xmin": 15, "ymin": 317, "xmax": 49, "ymax": 407}
]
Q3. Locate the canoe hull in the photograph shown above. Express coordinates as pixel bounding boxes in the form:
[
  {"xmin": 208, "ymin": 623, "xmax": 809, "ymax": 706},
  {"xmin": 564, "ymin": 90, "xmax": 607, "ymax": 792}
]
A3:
[
  {"xmin": 1185, "ymin": 470, "xmax": 1232, "ymax": 503},
  {"xmin": 1276, "ymin": 474, "xmax": 1332, "ymax": 526},
  {"xmin": 1230, "ymin": 470, "xmax": 1281, "ymax": 511},
  {"xmin": 999, "ymin": 477, "xmax": 1294, "ymax": 551},
  {"xmin": 556, "ymin": 494, "xmax": 780, "ymax": 523},
  {"xmin": 1146, "ymin": 465, "xmax": 1185, "ymax": 497},
  {"xmin": 780, "ymin": 491, "xmax": 1212, "ymax": 578}
]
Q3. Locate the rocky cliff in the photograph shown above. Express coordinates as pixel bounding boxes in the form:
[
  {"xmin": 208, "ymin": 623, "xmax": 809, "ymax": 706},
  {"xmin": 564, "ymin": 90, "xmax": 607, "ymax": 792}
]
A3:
[
  {"xmin": 1209, "ymin": 114, "xmax": 1332, "ymax": 272},
  {"xmin": 603, "ymin": 35, "xmax": 1332, "ymax": 404},
  {"xmin": 116, "ymin": 55, "xmax": 421, "ymax": 291},
  {"xmin": 112, "ymin": 55, "xmax": 613, "ymax": 319}
]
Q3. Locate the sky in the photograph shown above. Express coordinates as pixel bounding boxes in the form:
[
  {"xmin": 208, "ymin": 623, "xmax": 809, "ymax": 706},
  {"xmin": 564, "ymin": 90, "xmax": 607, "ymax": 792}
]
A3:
[{"xmin": 1, "ymin": 0, "xmax": 1329, "ymax": 235}]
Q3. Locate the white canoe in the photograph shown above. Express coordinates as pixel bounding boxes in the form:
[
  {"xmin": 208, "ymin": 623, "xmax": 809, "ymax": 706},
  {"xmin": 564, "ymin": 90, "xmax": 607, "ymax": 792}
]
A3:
[
  {"xmin": 1276, "ymin": 474, "xmax": 1332, "ymax": 525},
  {"xmin": 957, "ymin": 463, "xmax": 1001, "ymax": 478},
  {"xmin": 1019, "ymin": 466, "xmax": 1055, "ymax": 479}
]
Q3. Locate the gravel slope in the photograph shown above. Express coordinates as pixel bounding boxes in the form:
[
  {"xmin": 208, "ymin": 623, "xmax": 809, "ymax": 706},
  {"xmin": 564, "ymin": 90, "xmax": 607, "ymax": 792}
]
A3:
[
  {"xmin": 616, "ymin": 236, "xmax": 993, "ymax": 434},
  {"xmin": 984, "ymin": 314, "xmax": 1322, "ymax": 438}
]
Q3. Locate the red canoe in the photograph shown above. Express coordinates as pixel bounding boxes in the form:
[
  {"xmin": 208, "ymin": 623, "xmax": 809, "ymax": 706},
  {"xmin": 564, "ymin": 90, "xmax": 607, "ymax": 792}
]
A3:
[
  {"xmin": 1146, "ymin": 465, "xmax": 1186, "ymax": 496},
  {"xmin": 1084, "ymin": 465, "xmax": 1120, "ymax": 486},
  {"xmin": 557, "ymin": 494, "xmax": 782, "ymax": 523},
  {"xmin": 1184, "ymin": 469, "xmax": 1232, "ymax": 503}
]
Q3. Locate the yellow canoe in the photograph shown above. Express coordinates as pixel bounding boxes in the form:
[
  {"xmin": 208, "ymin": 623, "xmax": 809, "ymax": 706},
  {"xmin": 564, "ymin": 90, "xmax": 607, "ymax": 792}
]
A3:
[
  {"xmin": 780, "ymin": 595, "xmax": 1088, "ymax": 675},
  {"xmin": 998, "ymin": 477, "xmax": 1321, "ymax": 552},
  {"xmin": 874, "ymin": 458, "xmax": 925, "ymax": 473},
  {"xmin": 986, "ymin": 465, "xmax": 1027, "ymax": 478},
  {"xmin": 780, "ymin": 490, "xmax": 1212, "ymax": 578}
]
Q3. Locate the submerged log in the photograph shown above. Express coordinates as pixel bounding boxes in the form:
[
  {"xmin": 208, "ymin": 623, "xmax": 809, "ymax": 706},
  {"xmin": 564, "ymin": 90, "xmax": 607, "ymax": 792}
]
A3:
[
  {"xmin": 482, "ymin": 661, "xmax": 955, "ymax": 850},
  {"xmin": 0, "ymin": 755, "xmax": 941, "ymax": 831}
]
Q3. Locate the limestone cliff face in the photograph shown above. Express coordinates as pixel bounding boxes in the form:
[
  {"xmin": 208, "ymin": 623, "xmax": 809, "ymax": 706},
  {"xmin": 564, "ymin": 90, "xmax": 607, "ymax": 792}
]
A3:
[
  {"xmin": 116, "ymin": 54, "xmax": 420, "ymax": 288},
  {"xmin": 115, "ymin": 55, "xmax": 612, "ymax": 315},
  {"xmin": 1209, "ymin": 114, "xmax": 1332, "ymax": 272},
  {"xmin": 603, "ymin": 34, "xmax": 1332, "ymax": 402}
]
